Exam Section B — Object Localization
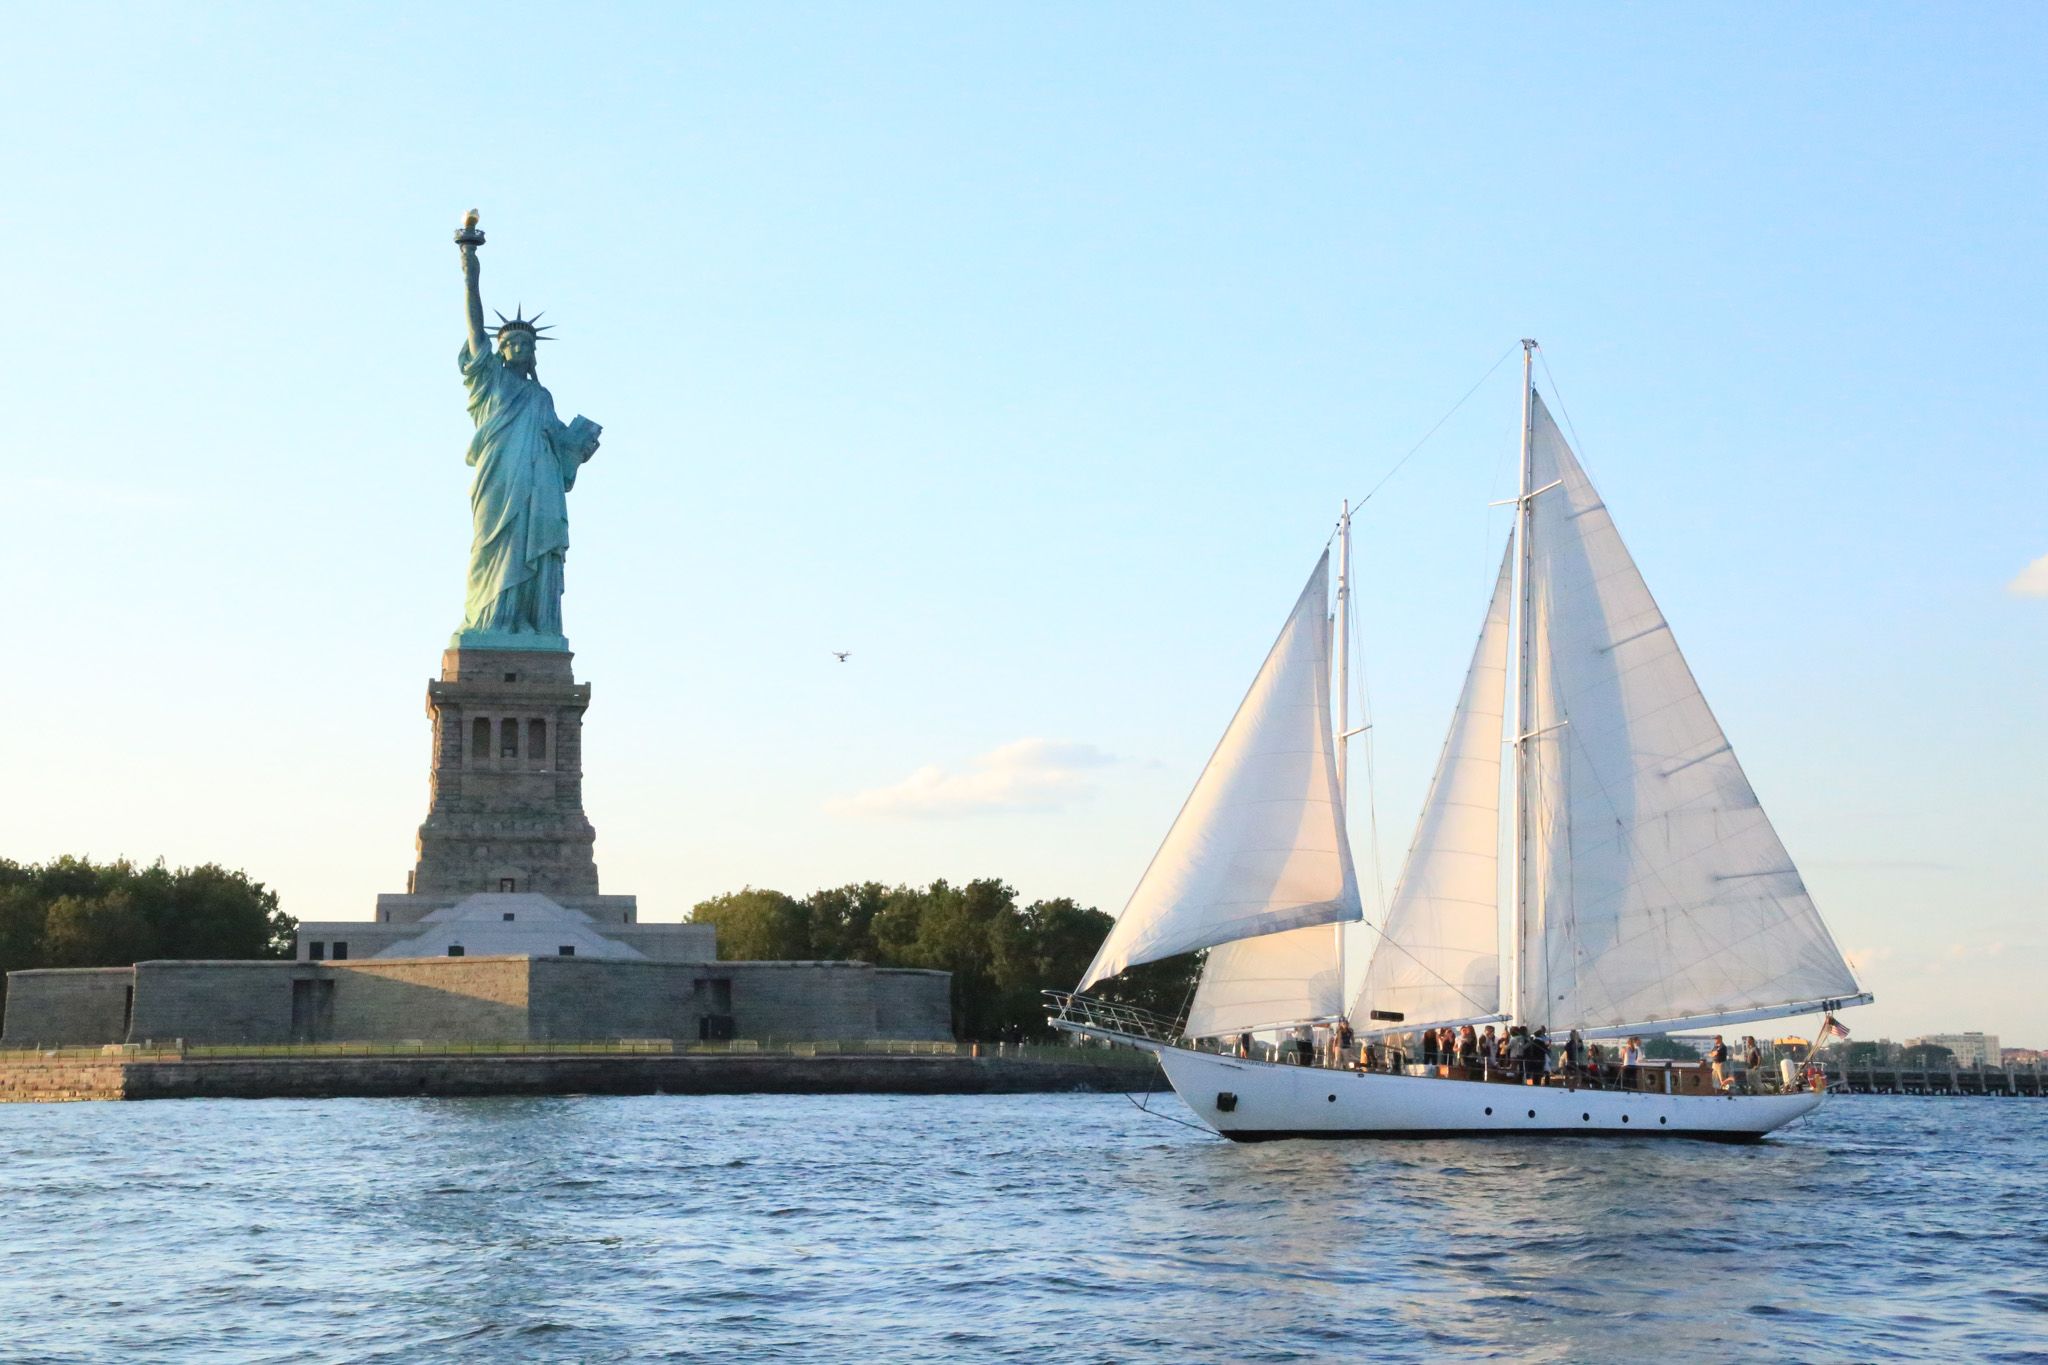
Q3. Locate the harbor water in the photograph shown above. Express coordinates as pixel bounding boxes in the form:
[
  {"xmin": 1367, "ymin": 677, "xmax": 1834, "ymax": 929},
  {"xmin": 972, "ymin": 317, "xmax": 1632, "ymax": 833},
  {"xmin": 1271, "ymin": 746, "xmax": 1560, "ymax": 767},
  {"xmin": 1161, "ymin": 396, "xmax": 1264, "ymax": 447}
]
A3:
[{"xmin": 2, "ymin": 1092, "xmax": 2043, "ymax": 1362}]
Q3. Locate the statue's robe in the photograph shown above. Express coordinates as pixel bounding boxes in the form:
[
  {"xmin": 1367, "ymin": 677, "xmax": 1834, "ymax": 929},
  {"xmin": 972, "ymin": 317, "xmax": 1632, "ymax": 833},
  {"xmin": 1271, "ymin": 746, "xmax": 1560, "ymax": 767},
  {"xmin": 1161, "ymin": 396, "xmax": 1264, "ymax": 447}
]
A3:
[{"xmin": 458, "ymin": 340, "xmax": 597, "ymax": 636}]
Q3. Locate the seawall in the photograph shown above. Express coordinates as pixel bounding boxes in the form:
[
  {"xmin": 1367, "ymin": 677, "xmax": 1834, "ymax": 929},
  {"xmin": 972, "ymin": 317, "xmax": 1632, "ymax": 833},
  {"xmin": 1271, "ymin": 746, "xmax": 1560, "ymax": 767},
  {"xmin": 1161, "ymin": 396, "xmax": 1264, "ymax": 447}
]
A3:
[{"xmin": 0, "ymin": 1044, "xmax": 1162, "ymax": 1103}]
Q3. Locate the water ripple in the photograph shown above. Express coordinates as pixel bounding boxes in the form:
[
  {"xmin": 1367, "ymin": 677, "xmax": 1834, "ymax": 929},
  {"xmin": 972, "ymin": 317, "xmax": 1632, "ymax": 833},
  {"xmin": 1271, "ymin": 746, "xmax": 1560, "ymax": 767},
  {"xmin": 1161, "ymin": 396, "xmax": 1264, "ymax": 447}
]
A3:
[{"xmin": 0, "ymin": 1094, "xmax": 2044, "ymax": 1362}]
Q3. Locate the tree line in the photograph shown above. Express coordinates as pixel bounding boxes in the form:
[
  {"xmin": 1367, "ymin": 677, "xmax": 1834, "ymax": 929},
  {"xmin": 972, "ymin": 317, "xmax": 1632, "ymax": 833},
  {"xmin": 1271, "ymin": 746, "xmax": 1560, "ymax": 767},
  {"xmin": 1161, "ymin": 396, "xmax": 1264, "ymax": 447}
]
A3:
[
  {"xmin": 688, "ymin": 879, "xmax": 1196, "ymax": 1040},
  {"xmin": 0, "ymin": 857, "xmax": 296, "ymax": 1011},
  {"xmin": 0, "ymin": 859, "xmax": 1176, "ymax": 1043}
]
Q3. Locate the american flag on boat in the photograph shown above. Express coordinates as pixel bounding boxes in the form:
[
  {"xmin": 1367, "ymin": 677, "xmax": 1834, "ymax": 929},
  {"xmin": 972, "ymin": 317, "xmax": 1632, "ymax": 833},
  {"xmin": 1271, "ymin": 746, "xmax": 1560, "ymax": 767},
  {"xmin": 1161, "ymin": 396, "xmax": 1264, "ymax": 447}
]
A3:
[{"xmin": 1815, "ymin": 1014, "xmax": 1851, "ymax": 1046}]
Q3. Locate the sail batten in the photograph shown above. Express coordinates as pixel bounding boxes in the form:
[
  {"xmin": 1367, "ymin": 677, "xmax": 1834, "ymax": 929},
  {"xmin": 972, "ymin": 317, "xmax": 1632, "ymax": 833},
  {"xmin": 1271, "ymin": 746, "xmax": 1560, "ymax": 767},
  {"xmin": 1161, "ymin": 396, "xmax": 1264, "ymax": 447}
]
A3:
[
  {"xmin": 1513, "ymin": 394, "xmax": 1864, "ymax": 1032},
  {"xmin": 1348, "ymin": 538, "xmax": 1514, "ymax": 1032},
  {"xmin": 1077, "ymin": 552, "xmax": 1360, "ymax": 993}
]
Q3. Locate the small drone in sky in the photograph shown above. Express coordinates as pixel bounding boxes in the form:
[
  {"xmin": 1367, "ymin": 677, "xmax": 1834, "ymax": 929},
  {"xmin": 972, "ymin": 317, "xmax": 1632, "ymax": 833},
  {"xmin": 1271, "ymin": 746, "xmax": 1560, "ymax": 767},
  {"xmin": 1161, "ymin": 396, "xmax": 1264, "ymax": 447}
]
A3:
[{"xmin": 831, "ymin": 651, "xmax": 852, "ymax": 663}]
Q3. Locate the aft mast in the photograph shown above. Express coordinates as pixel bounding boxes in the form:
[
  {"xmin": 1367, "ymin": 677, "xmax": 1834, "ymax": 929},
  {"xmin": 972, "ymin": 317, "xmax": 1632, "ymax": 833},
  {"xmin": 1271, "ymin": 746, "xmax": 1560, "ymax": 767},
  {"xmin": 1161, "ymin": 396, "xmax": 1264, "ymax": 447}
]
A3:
[
  {"xmin": 1334, "ymin": 498, "xmax": 1352, "ymax": 1005},
  {"xmin": 1510, "ymin": 339, "xmax": 1537, "ymax": 1029}
]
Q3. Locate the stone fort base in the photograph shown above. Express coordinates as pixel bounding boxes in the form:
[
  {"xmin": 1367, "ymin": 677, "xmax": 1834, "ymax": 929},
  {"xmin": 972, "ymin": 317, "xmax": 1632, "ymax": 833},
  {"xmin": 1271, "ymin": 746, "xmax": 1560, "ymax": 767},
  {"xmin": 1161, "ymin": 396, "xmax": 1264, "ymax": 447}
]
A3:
[{"xmin": 2, "ymin": 957, "xmax": 952, "ymax": 1049}]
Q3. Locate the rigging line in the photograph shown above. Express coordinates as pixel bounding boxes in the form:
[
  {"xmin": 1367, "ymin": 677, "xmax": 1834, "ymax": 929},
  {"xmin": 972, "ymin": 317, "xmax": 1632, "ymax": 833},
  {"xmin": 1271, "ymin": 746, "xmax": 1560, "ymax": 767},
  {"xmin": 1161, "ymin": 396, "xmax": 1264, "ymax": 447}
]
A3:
[
  {"xmin": 1342, "ymin": 585, "xmax": 1496, "ymax": 1024},
  {"xmin": 1350, "ymin": 342, "xmax": 1519, "ymax": 509},
  {"xmin": 1124, "ymin": 1088, "xmax": 1221, "ymax": 1137},
  {"xmin": 1176, "ymin": 965, "xmax": 1203, "ymax": 1033},
  {"xmin": 1349, "ymin": 906, "xmax": 1497, "ymax": 1020},
  {"xmin": 1535, "ymin": 350, "xmax": 1590, "ymax": 466}
]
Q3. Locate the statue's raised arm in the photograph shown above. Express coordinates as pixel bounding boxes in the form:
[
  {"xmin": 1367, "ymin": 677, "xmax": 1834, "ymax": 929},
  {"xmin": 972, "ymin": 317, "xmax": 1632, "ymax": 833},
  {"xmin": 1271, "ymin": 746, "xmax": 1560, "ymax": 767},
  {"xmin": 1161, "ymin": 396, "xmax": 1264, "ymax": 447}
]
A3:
[{"xmin": 456, "ymin": 209, "xmax": 489, "ymax": 357}]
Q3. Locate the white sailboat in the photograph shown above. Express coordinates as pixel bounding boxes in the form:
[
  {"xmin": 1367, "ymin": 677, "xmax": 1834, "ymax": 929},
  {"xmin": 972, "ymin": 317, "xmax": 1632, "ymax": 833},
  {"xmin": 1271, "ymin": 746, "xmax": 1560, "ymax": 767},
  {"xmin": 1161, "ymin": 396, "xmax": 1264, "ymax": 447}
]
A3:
[{"xmin": 1049, "ymin": 341, "xmax": 1871, "ymax": 1141}]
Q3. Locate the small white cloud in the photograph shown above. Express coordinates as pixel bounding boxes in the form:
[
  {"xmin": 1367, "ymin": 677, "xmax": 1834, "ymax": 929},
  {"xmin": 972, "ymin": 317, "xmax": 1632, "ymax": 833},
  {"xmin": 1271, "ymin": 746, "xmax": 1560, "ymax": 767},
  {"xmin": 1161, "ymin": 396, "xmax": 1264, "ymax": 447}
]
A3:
[
  {"xmin": 828, "ymin": 738, "xmax": 1118, "ymax": 818},
  {"xmin": 2007, "ymin": 554, "xmax": 2048, "ymax": 598}
]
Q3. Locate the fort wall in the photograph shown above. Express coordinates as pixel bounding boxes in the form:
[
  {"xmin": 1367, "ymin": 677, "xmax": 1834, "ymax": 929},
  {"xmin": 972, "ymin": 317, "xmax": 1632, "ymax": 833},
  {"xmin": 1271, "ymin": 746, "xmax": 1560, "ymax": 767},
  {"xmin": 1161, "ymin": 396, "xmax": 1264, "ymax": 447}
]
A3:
[
  {"xmin": 326, "ymin": 957, "xmax": 531, "ymax": 1041},
  {"xmin": 1, "ymin": 968, "xmax": 135, "ymax": 1048},
  {"xmin": 128, "ymin": 962, "xmax": 298, "ymax": 1045},
  {"xmin": 876, "ymin": 968, "xmax": 954, "ymax": 1041},
  {"xmin": 5, "ymin": 956, "xmax": 953, "ymax": 1047}
]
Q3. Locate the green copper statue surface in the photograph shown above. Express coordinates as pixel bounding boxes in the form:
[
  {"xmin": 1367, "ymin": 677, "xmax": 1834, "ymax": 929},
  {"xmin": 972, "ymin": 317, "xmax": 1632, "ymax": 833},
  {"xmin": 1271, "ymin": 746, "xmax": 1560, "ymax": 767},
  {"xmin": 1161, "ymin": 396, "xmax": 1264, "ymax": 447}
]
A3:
[{"xmin": 452, "ymin": 211, "xmax": 602, "ymax": 651}]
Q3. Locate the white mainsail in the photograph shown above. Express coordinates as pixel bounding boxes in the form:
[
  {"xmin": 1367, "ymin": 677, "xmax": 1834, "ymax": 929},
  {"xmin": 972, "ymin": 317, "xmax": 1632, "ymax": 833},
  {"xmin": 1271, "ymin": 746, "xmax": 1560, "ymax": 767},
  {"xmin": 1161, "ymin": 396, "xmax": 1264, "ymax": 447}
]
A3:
[
  {"xmin": 1185, "ymin": 923, "xmax": 1343, "ymax": 1039},
  {"xmin": 1078, "ymin": 552, "xmax": 1361, "ymax": 992},
  {"xmin": 1515, "ymin": 394, "xmax": 1864, "ymax": 1035},
  {"xmin": 1350, "ymin": 538, "xmax": 1515, "ymax": 1034}
]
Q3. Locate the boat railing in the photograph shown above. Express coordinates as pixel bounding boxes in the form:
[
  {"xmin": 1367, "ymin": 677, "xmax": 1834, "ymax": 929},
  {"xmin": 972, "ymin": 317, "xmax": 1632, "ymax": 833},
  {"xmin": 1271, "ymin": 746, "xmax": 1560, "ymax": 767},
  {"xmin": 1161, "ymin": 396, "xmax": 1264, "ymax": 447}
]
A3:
[{"xmin": 1042, "ymin": 991, "xmax": 1185, "ymax": 1046}]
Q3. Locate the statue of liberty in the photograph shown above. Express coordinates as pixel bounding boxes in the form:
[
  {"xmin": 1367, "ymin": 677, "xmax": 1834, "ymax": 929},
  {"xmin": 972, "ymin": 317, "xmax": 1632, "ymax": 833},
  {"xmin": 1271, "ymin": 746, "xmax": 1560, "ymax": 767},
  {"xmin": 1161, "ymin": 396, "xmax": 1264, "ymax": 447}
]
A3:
[{"xmin": 452, "ymin": 210, "xmax": 602, "ymax": 650}]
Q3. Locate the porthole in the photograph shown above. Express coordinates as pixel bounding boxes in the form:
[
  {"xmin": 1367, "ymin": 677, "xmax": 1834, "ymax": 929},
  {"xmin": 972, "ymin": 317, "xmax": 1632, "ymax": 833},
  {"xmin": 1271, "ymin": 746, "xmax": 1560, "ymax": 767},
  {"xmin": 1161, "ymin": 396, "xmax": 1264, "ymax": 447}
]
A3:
[
  {"xmin": 1527, "ymin": 1109, "xmax": 1536, "ymax": 1118},
  {"xmin": 1327, "ymin": 1094, "xmax": 1336, "ymax": 1103},
  {"xmin": 1621, "ymin": 1115, "xmax": 1630, "ymax": 1123},
  {"xmin": 1582, "ymin": 1113, "xmax": 1590, "ymax": 1121},
  {"xmin": 1484, "ymin": 1107, "xmax": 1493, "ymax": 1116},
  {"xmin": 1659, "ymin": 1116, "xmax": 1668, "ymax": 1125}
]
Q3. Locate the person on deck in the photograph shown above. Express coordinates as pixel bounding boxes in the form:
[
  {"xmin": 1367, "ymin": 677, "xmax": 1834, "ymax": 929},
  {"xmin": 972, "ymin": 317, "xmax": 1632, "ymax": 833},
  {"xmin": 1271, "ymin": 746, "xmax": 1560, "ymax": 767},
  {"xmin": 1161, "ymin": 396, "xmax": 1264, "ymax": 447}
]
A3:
[
  {"xmin": 1563, "ymin": 1029, "xmax": 1585, "ymax": 1085},
  {"xmin": 1457, "ymin": 1025, "xmax": 1479, "ymax": 1069},
  {"xmin": 1506, "ymin": 1028, "xmax": 1528, "ymax": 1082},
  {"xmin": 1586, "ymin": 1041, "xmax": 1606, "ymax": 1088},
  {"xmin": 1526, "ymin": 1030, "xmax": 1550, "ymax": 1083},
  {"xmin": 1621, "ymin": 1036, "xmax": 1643, "ymax": 1091},
  {"xmin": 1743, "ymin": 1036, "xmax": 1764, "ymax": 1092},
  {"xmin": 1334, "ymin": 1017, "xmax": 1355, "ymax": 1069},
  {"xmin": 1480, "ymin": 1024, "xmax": 1499, "ymax": 1076},
  {"xmin": 1237, "ymin": 1030, "xmax": 1254, "ymax": 1060},
  {"xmin": 1710, "ymin": 1035, "xmax": 1732, "ymax": 1091},
  {"xmin": 1421, "ymin": 1029, "xmax": 1439, "ymax": 1068}
]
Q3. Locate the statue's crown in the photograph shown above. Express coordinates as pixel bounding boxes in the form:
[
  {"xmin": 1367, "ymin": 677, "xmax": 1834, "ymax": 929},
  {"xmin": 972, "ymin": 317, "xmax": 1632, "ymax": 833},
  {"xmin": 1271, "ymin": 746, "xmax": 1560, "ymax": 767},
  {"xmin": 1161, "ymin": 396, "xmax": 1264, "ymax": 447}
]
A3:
[{"xmin": 494, "ymin": 306, "xmax": 554, "ymax": 341}]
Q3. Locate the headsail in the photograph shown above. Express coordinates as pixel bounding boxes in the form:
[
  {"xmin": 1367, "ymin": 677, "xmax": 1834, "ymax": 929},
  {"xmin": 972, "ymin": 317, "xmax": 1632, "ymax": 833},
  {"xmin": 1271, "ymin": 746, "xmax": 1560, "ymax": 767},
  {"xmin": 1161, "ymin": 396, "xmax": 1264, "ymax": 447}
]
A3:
[
  {"xmin": 1350, "ymin": 537, "xmax": 1514, "ymax": 1033},
  {"xmin": 1185, "ymin": 923, "xmax": 1343, "ymax": 1039},
  {"xmin": 1515, "ymin": 394, "xmax": 1864, "ymax": 1035},
  {"xmin": 1078, "ymin": 552, "xmax": 1361, "ymax": 992}
]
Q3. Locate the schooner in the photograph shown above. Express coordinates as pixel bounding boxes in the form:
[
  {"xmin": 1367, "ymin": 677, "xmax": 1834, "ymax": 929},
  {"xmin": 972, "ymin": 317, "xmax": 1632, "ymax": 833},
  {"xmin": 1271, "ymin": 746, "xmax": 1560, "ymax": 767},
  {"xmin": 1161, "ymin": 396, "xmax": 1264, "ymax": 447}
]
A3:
[{"xmin": 1049, "ymin": 341, "xmax": 1871, "ymax": 1140}]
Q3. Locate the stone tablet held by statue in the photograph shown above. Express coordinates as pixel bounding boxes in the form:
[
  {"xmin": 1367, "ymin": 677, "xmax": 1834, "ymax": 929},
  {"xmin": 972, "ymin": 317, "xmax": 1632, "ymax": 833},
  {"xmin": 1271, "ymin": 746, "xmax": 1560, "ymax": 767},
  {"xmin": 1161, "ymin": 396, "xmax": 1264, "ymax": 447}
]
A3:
[{"xmin": 451, "ymin": 211, "xmax": 602, "ymax": 651}]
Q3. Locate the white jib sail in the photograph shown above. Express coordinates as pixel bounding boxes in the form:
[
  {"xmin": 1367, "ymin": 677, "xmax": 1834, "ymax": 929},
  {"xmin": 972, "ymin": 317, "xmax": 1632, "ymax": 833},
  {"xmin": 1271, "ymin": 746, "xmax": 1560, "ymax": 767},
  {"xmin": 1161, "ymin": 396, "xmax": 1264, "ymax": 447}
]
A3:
[
  {"xmin": 1350, "ymin": 538, "xmax": 1514, "ymax": 1033},
  {"xmin": 1078, "ymin": 551, "xmax": 1361, "ymax": 992},
  {"xmin": 1515, "ymin": 394, "xmax": 1864, "ymax": 1034},
  {"xmin": 1184, "ymin": 923, "xmax": 1343, "ymax": 1039}
]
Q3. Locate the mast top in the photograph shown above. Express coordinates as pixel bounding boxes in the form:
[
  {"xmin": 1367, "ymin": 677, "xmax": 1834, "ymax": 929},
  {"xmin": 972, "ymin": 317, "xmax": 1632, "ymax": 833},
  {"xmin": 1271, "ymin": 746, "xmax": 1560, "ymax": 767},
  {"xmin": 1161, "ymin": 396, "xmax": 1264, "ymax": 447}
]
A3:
[{"xmin": 1521, "ymin": 338, "xmax": 1538, "ymax": 351}]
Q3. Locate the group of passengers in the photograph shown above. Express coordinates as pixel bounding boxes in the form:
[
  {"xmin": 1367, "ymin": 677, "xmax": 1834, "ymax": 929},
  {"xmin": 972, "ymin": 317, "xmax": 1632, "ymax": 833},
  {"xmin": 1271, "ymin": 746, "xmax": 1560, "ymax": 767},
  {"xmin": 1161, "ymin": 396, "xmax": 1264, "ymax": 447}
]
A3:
[
  {"xmin": 1241, "ymin": 1019, "xmax": 1782, "ymax": 1093},
  {"xmin": 1348, "ymin": 1024, "xmax": 1655, "ymax": 1090},
  {"xmin": 1710, "ymin": 1034, "xmax": 1771, "ymax": 1093}
]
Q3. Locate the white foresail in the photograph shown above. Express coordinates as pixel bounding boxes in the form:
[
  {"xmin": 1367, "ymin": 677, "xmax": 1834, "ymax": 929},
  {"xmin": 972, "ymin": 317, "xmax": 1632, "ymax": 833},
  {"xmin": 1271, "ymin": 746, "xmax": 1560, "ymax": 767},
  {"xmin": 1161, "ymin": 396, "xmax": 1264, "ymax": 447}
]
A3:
[
  {"xmin": 1078, "ymin": 552, "xmax": 1361, "ymax": 992},
  {"xmin": 1185, "ymin": 924, "xmax": 1343, "ymax": 1038},
  {"xmin": 1515, "ymin": 394, "xmax": 1863, "ymax": 1034},
  {"xmin": 1350, "ymin": 538, "xmax": 1514, "ymax": 1033}
]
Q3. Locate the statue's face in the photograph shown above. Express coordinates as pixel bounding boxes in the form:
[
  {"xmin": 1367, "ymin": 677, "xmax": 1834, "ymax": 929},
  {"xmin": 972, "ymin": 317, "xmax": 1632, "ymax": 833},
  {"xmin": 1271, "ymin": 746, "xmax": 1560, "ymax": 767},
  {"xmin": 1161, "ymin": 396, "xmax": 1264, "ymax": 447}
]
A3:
[{"xmin": 499, "ymin": 330, "xmax": 536, "ymax": 368}]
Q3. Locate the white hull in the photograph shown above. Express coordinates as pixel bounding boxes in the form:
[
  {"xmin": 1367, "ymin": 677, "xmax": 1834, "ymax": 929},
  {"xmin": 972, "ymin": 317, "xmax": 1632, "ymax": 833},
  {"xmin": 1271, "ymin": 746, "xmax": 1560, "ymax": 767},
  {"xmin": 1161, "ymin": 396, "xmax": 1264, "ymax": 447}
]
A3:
[{"xmin": 1154, "ymin": 1047, "xmax": 1824, "ymax": 1142}]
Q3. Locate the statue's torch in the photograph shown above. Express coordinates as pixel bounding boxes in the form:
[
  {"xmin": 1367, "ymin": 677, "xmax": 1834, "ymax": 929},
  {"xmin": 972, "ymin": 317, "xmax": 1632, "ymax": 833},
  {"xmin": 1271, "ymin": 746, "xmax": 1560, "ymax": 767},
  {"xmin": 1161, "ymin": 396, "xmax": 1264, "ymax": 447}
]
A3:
[{"xmin": 455, "ymin": 208, "xmax": 485, "ymax": 248}]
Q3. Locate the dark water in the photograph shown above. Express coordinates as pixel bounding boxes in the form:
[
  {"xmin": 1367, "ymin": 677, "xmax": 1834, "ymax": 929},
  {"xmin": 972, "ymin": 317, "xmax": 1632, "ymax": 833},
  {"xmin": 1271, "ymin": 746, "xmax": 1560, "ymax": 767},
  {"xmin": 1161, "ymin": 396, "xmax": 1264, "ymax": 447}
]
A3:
[{"xmin": 1, "ymin": 1093, "xmax": 2043, "ymax": 1363}]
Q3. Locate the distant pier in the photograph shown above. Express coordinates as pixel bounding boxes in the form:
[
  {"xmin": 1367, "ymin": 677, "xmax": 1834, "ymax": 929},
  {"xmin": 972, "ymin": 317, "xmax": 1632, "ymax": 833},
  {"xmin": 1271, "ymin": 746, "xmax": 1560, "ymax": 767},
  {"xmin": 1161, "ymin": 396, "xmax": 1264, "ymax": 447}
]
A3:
[{"xmin": 1822, "ymin": 1060, "xmax": 2047, "ymax": 1097}]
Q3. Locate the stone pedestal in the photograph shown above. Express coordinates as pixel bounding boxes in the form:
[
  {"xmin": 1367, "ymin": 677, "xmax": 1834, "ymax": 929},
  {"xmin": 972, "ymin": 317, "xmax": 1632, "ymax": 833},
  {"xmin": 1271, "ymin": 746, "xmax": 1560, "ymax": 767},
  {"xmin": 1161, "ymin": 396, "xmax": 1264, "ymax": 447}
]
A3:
[{"xmin": 395, "ymin": 647, "xmax": 623, "ymax": 914}]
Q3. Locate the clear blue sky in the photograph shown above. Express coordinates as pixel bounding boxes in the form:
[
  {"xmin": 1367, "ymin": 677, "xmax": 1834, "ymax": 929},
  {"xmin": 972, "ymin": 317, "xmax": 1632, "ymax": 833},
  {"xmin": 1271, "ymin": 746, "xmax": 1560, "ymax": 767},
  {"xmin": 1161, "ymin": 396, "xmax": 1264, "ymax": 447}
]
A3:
[{"xmin": 3, "ymin": 5, "xmax": 2042, "ymax": 1043}]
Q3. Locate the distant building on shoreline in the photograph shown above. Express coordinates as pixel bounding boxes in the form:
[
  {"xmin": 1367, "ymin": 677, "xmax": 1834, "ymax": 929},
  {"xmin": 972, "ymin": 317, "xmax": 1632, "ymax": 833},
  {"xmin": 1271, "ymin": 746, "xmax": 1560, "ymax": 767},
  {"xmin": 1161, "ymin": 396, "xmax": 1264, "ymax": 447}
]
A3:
[{"xmin": 1905, "ymin": 1032, "xmax": 2000, "ymax": 1068}]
